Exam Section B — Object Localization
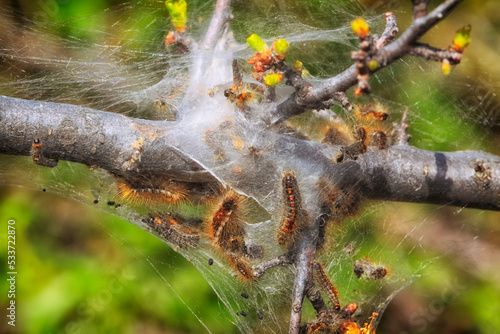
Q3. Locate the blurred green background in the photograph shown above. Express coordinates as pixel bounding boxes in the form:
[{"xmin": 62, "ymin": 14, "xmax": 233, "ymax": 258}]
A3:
[{"xmin": 1, "ymin": 0, "xmax": 500, "ymax": 333}]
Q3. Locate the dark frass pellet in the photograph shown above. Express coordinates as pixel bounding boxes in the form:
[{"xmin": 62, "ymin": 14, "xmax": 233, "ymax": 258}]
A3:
[
  {"xmin": 42, "ymin": 188, "xmax": 46, "ymax": 192},
  {"xmin": 257, "ymin": 312, "xmax": 263, "ymax": 320},
  {"xmin": 93, "ymin": 200, "xmax": 99, "ymax": 204},
  {"xmin": 208, "ymin": 258, "xmax": 214, "ymax": 266},
  {"xmin": 241, "ymin": 292, "xmax": 249, "ymax": 299},
  {"xmin": 240, "ymin": 311, "xmax": 247, "ymax": 317},
  {"xmin": 107, "ymin": 201, "xmax": 115, "ymax": 206}
]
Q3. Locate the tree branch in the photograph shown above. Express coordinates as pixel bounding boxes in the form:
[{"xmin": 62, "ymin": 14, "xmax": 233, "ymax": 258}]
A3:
[
  {"xmin": 375, "ymin": 12, "xmax": 399, "ymax": 49},
  {"xmin": 289, "ymin": 216, "xmax": 319, "ymax": 334},
  {"xmin": 409, "ymin": 42, "xmax": 462, "ymax": 64},
  {"xmin": 412, "ymin": 0, "xmax": 431, "ymax": 19},
  {"xmin": 0, "ymin": 96, "xmax": 215, "ymax": 183},
  {"xmin": 1, "ymin": 95, "xmax": 498, "ymax": 211},
  {"xmin": 357, "ymin": 146, "xmax": 500, "ymax": 211},
  {"xmin": 270, "ymin": 0, "xmax": 463, "ymax": 125},
  {"xmin": 253, "ymin": 253, "xmax": 294, "ymax": 278},
  {"xmin": 203, "ymin": 0, "xmax": 233, "ymax": 49}
]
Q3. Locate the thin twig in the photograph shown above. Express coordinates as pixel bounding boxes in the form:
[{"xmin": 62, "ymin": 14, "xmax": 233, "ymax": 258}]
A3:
[
  {"xmin": 203, "ymin": 0, "xmax": 233, "ymax": 49},
  {"xmin": 289, "ymin": 216, "xmax": 320, "ymax": 334},
  {"xmin": 279, "ymin": 62, "xmax": 312, "ymax": 98},
  {"xmin": 391, "ymin": 107, "xmax": 411, "ymax": 145},
  {"xmin": 253, "ymin": 253, "xmax": 294, "ymax": 278},
  {"xmin": 332, "ymin": 92, "xmax": 353, "ymax": 112},
  {"xmin": 270, "ymin": 0, "xmax": 463, "ymax": 125},
  {"xmin": 409, "ymin": 42, "xmax": 462, "ymax": 64},
  {"xmin": 376, "ymin": 12, "xmax": 398, "ymax": 49}
]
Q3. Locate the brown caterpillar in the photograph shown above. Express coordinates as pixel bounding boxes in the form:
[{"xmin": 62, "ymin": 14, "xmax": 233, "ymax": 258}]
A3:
[
  {"xmin": 207, "ymin": 191, "xmax": 255, "ymax": 280},
  {"xmin": 353, "ymin": 258, "xmax": 388, "ymax": 280},
  {"xmin": 352, "ymin": 103, "xmax": 391, "ymax": 150},
  {"xmin": 353, "ymin": 103, "xmax": 389, "ymax": 122},
  {"xmin": 321, "ymin": 124, "xmax": 351, "ymax": 146},
  {"xmin": 335, "ymin": 126, "xmax": 368, "ymax": 163},
  {"xmin": 372, "ymin": 130, "xmax": 388, "ymax": 150},
  {"xmin": 206, "ymin": 191, "xmax": 262, "ymax": 281},
  {"xmin": 143, "ymin": 214, "xmax": 200, "ymax": 249},
  {"xmin": 207, "ymin": 191, "xmax": 246, "ymax": 255},
  {"xmin": 277, "ymin": 171, "xmax": 309, "ymax": 246},
  {"xmin": 229, "ymin": 256, "xmax": 255, "ymax": 281},
  {"xmin": 116, "ymin": 176, "xmax": 187, "ymax": 205},
  {"xmin": 322, "ymin": 103, "xmax": 392, "ymax": 164},
  {"xmin": 312, "ymin": 260, "xmax": 341, "ymax": 312},
  {"xmin": 319, "ymin": 180, "xmax": 360, "ymax": 219}
]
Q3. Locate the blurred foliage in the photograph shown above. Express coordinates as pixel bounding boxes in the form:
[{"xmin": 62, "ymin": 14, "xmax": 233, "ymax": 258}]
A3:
[{"xmin": 1, "ymin": 0, "xmax": 500, "ymax": 333}]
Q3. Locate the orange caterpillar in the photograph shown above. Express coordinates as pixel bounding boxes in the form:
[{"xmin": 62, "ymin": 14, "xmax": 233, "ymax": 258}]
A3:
[
  {"xmin": 322, "ymin": 103, "xmax": 392, "ymax": 159},
  {"xmin": 208, "ymin": 59, "xmax": 264, "ymax": 112},
  {"xmin": 229, "ymin": 256, "xmax": 255, "ymax": 281},
  {"xmin": 352, "ymin": 103, "xmax": 390, "ymax": 150},
  {"xmin": 31, "ymin": 138, "xmax": 58, "ymax": 167},
  {"xmin": 353, "ymin": 258, "xmax": 388, "ymax": 280},
  {"xmin": 277, "ymin": 171, "xmax": 309, "ymax": 246},
  {"xmin": 306, "ymin": 261, "xmax": 378, "ymax": 334},
  {"xmin": 339, "ymin": 310, "xmax": 378, "ymax": 334},
  {"xmin": 208, "ymin": 191, "xmax": 246, "ymax": 255},
  {"xmin": 224, "ymin": 83, "xmax": 260, "ymax": 111},
  {"xmin": 116, "ymin": 176, "xmax": 187, "ymax": 206},
  {"xmin": 207, "ymin": 191, "xmax": 255, "ymax": 280},
  {"xmin": 312, "ymin": 260, "xmax": 341, "ymax": 311},
  {"xmin": 143, "ymin": 214, "xmax": 200, "ymax": 249},
  {"xmin": 319, "ymin": 180, "xmax": 360, "ymax": 219}
]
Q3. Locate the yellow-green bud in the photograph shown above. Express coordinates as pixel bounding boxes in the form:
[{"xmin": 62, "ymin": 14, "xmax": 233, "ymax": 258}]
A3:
[
  {"xmin": 166, "ymin": 0, "xmax": 187, "ymax": 32},
  {"xmin": 273, "ymin": 38, "xmax": 289, "ymax": 57},
  {"xmin": 247, "ymin": 34, "xmax": 268, "ymax": 52},
  {"xmin": 264, "ymin": 73, "xmax": 283, "ymax": 86}
]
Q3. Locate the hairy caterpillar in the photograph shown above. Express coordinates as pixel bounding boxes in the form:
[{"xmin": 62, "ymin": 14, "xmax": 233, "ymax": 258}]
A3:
[
  {"xmin": 31, "ymin": 138, "xmax": 58, "ymax": 167},
  {"xmin": 206, "ymin": 191, "xmax": 260, "ymax": 281},
  {"xmin": 335, "ymin": 126, "xmax": 368, "ymax": 163},
  {"xmin": 312, "ymin": 260, "xmax": 341, "ymax": 311},
  {"xmin": 115, "ymin": 176, "xmax": 187, "ymax": 206},
  {"xmin": 207, "ymin": 191, "xmax": 246, "ymax": 255},
  {"xmin": 319, "ymin": 180, "xmax": 360, "ymax": 219},
  {"xmin": 143, "ymin": 214, "xmax": 200, "ymax": 249},
  {"xmin": 277, "ymin": 171, "xmax": 309, "ymax": 246},
  {"xmin": 353, "ymin": 258, "xmax": 388, "ymax": 280},
  {"xmin": 229, "ymin": 256, "xmax": 255, "ymax": 281},
  {"xmin": 322, "ymin": 103, "xmax": 392, "ymax": 163}
]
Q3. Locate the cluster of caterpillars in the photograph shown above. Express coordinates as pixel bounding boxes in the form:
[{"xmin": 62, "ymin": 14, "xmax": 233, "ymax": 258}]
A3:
[
  {"xmin": 116, "ymin": 165, "xmax": 366, "ymax": 282},
  {"xmin": 276, "ymin": 170, "xmax": 361, "ymax": 248},
  {"xmin": 321, "ymin": 104, "xmax": 392, "ymax": 163},
  {"xmin": 115, "ymin": 173, "xmax": 262, "ymax": 280},
  {"xmin": 353, "ymin": 258, "xmax": 388, "ymax": 281},
  {"xmin": 110, "ymin": 101, "xmax": 389, "ymax": 321},
  {"xmin": 111, "ymin": 146, "xmax": 386, "ymax": 332},
  {"xmin": 302, "ymin": 260, "xmax": 379, "ymax": 334}
]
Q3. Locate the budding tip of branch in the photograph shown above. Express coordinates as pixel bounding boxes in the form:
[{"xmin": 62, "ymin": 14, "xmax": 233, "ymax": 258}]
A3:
[{"xmin": 351, "ymin": 18, "xmax": 370, "ymax": 39}]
